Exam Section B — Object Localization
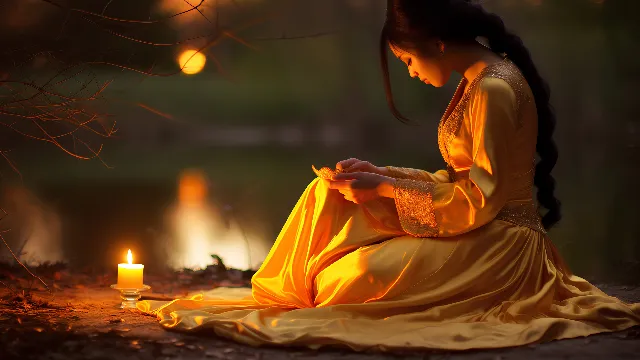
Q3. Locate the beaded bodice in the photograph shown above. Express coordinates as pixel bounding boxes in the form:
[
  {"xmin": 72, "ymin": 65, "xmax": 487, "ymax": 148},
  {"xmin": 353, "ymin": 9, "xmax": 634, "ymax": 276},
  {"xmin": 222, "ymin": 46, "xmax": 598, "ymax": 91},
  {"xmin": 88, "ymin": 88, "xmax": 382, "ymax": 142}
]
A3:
[
  {"xmin": 438, "ymin": 58, "xmax": 533, "ymax": 179},
  {"xmin": 436, "ymin": 58, "xmax": 546, "ymax": 234}
]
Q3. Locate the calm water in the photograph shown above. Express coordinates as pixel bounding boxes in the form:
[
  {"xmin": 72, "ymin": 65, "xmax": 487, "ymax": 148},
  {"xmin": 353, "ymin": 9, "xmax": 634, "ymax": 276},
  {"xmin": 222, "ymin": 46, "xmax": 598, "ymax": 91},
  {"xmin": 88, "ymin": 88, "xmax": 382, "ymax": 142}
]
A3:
[{"xmin": 1, "ymin": 140, "xmax": 636, "ymax": 284}]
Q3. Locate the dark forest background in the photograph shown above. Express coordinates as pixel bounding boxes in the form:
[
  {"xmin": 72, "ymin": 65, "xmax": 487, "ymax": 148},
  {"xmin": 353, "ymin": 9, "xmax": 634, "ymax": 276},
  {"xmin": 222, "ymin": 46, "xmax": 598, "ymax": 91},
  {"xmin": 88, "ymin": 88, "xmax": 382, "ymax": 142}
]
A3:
[{"xmin": 0, "ymin": 0, "xmax": 638, "ymax": 282}]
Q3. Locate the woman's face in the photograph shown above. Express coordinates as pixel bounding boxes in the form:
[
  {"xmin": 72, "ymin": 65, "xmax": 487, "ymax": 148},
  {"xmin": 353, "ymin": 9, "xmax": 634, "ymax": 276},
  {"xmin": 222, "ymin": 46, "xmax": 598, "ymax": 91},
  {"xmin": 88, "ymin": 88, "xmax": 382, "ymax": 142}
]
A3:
[{"xmin": 389, "ymin": 42, "xmax": 451, "ymax": 88}]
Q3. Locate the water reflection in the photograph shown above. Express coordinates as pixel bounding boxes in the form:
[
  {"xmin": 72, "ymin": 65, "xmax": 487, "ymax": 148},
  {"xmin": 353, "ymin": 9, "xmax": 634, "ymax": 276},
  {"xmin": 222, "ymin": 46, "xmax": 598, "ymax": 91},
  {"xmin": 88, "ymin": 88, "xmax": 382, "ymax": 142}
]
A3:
[{"xmin": 167, "ymin": 169, "xmax": 268, "ymax": 270}]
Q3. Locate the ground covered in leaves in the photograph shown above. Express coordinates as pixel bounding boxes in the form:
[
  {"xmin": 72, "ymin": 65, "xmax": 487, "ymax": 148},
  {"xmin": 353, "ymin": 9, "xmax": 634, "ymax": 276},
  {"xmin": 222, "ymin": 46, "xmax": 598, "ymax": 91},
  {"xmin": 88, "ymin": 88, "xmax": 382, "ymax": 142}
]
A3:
[{"xmin": 1, "ymin": 262, "xmax": 639, "ymax": 360}]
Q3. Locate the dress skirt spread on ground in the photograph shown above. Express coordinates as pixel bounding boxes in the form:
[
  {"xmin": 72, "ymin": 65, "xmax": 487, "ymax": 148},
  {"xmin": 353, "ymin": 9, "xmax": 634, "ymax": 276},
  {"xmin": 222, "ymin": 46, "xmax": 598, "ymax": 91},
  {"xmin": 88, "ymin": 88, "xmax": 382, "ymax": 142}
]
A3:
[{"xmin": 138, "ymin": 59, "xmax": 640, "ymax": 351}]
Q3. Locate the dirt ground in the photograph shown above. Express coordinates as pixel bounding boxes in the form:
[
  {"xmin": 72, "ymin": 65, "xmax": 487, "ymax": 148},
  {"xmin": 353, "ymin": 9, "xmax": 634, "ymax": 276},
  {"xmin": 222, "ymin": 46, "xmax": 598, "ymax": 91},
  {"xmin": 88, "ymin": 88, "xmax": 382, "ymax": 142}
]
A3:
[{"xmin": 1, "ymin": 263, "xmax": 639, "ymax": 360}]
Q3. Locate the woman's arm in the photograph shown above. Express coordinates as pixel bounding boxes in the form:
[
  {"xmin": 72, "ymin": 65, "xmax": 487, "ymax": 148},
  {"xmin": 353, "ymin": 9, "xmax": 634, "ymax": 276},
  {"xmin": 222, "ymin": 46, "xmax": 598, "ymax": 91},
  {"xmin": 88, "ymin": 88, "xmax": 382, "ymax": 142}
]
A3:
[
  {"xmin": 385, "ymin": 166, "xmax": 451, "ymax": 183},
  {"xmin": 335, "ymin": 159, "xmax": 450, "ymax": 183}
]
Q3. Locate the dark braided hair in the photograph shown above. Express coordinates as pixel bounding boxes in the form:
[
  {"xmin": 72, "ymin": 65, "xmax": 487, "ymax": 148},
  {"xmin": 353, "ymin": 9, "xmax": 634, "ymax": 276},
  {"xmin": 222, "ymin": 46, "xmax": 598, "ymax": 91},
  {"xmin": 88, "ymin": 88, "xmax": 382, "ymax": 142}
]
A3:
[{"xmin": 381, "ymin": 0, "xmax": 561, "ymax": 230}]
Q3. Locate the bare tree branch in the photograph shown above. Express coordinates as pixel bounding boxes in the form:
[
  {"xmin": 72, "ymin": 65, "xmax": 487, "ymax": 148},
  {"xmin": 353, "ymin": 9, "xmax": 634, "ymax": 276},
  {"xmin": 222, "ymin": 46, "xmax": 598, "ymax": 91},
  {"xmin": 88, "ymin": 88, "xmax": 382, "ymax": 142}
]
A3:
[
  {"xmin": 0, "ymin": 0, "xmax": 332, "ymax": 294},
  {"xmin": 0, "ymin": 232, "xmax": 51, "ymax": 293},
  {"xmin": 0, "ymin": 279, "xmax": 18, "ymax": 296},
  {"xmin": 41, "ymin": 0, "xmax": 207, "ymax": 24}
]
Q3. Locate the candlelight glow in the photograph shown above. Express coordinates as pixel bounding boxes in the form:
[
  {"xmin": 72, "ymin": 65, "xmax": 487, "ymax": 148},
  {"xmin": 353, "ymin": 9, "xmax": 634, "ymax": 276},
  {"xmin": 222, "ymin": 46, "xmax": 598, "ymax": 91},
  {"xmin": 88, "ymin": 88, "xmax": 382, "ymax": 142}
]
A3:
[
  {"xmin": 127, "ymin": 249, "xmax": 133, "ymax": 265},
  {"xmin": 167, "ymin": 169, "xmax": 269, "ymax": 270},
  {"xmin": 178, "ymin": 50, "xmax": 206, "ymax": 75}
]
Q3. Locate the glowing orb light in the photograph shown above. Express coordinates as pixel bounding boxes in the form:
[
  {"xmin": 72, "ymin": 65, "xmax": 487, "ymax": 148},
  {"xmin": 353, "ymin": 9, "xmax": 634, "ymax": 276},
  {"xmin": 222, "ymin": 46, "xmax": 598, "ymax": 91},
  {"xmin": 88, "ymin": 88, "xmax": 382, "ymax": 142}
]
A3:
[{"xmin": 178, "ymin": 50, "xmax": 206, "ymax": 75}]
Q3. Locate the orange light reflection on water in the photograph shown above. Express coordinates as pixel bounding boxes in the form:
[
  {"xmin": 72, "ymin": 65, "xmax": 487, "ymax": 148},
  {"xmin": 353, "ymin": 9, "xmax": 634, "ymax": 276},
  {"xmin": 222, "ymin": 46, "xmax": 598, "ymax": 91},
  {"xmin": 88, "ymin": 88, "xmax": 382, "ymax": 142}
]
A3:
[{"xmin": 168, "ymin": 169, "xmax": 268, "ymax": 270}]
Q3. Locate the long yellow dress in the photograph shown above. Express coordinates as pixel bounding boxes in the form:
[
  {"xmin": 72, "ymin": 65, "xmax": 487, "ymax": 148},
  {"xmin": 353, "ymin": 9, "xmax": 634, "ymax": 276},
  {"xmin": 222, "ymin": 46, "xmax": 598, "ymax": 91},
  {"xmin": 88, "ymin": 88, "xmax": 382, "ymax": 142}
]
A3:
[{"xmin": 139, "ymin": 59, "xmax": 640, "ymax": 351}]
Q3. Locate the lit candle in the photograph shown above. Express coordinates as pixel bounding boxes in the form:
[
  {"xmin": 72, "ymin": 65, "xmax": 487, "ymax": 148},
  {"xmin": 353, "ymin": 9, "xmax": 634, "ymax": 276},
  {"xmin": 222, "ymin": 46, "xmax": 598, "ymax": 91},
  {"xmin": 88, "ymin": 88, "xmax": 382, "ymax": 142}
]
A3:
[{"xmin": 117, "ymin": 249, "xmax": 144, "ymax": 289}]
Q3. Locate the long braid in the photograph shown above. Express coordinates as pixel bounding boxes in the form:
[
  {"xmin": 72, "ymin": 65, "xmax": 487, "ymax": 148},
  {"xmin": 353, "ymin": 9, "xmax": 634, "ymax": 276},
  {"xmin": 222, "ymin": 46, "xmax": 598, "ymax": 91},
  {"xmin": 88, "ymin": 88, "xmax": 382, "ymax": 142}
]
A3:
[{"xmin": 471, "ymin": 6, "xmax": 562, "ymax": 229}]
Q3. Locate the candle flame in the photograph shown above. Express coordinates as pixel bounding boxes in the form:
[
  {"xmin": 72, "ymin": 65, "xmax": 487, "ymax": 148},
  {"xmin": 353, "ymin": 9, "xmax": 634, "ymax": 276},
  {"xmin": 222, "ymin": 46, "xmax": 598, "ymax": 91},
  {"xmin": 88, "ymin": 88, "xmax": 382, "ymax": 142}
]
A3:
[{"xmin": 127, "ymin": 249, "xmax": 133, "ymax": 265}]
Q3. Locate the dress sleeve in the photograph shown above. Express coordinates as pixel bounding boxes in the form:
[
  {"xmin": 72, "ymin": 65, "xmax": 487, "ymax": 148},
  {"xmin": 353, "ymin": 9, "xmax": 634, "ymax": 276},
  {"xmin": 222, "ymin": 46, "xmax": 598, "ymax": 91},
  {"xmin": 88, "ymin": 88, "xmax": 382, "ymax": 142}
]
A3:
[
  {"xmin": 392, "ymin": 78, "xmax": 517, "ymax": 237},
  {"xmin": 385, "ymin": 166, "xmax": 451, "ymax": 183}
]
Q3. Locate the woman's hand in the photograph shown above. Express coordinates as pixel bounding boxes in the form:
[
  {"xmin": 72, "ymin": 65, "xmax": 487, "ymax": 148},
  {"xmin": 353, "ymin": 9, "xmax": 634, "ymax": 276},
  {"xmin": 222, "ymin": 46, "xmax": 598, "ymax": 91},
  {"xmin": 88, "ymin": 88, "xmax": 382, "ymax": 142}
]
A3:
[
  {"xmin": 336, "ymin": 158, "xmax": 389, "ymax": 176},
  {"xmin": 328, "ymin": 172, "xmax": 396, "ymax": 204}
]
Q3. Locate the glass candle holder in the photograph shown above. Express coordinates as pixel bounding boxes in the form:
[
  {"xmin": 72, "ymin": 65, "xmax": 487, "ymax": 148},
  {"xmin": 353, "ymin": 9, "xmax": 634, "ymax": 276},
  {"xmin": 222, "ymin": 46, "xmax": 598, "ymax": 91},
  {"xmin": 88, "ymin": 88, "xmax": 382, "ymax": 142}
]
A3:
[{"xmin": 110, "ymin": 284, "xmax": 151, "ymax": 309}]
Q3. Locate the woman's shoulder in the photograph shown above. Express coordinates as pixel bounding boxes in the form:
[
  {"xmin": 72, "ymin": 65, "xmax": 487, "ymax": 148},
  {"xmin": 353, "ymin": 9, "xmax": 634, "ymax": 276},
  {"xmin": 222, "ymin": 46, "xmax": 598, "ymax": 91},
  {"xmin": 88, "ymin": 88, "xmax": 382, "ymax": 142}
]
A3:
[
  {"xmin": 472, "ymin": 60, "xmax": 532, "ymax": 111},
  {"xmin": 476, "ymin": 77, "xmax": 515, "ymax": 97}
]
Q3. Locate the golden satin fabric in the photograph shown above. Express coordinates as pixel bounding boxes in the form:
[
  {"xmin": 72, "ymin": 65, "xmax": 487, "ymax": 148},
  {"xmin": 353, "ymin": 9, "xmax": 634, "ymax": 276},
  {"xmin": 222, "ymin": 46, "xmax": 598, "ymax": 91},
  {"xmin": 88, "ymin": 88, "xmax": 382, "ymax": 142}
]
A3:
[{"xmin": 139, "ymin": 59, "xmax": 640, "ymax": 351}]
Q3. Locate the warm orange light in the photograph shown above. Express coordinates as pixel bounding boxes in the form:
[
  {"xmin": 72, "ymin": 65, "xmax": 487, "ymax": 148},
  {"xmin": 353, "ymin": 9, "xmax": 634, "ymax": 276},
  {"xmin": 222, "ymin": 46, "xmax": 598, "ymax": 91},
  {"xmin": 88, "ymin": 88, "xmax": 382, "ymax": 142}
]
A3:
[
  {"xmin": 168, "ymin": 169, "xmax": 270, "ymax": 270},
  {"xmin": 178, "ymin": 169, "xmax": 208, "ymax": 205},
  {"xmin": 178, "ymin": 50, "xmax": 206, "ymax": 75},
  {"xmin": 127, "ymin": 249, "xmax": 133, "ymax": 265}
]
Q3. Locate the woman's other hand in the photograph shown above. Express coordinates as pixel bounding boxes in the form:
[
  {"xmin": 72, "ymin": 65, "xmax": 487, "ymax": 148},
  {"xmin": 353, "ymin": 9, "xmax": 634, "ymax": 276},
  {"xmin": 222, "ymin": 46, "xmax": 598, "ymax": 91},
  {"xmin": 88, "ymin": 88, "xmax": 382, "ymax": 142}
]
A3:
[
  {"xmin": 335, "ymin": 158, "xmax": 389, "ymax": 176},
  {"xmin": 328, "ymin": 172, "xmax": 396, "ymax": 204}
]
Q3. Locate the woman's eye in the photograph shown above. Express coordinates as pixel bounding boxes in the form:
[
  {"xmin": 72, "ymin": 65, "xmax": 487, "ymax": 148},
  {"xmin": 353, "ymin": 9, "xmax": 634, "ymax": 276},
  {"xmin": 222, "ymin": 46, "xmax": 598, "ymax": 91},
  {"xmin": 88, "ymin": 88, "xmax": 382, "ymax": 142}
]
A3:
[{"xmin": 407, "ymin": 58, "xmax": 412, "ymax": 66}]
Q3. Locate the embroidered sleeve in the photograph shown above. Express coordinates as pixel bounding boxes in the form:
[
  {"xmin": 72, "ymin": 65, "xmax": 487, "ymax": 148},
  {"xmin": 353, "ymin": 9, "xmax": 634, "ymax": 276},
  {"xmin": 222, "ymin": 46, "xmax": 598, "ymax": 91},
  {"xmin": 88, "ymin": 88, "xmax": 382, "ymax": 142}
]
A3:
[{"xmin": 393, "ymin": 179, "xmax": 438, "ymax": 237}]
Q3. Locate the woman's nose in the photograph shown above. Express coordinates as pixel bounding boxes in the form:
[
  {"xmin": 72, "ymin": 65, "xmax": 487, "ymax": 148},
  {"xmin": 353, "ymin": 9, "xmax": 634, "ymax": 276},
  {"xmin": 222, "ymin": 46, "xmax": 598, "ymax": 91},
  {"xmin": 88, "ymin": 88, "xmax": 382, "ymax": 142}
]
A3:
[{"xmin": 410, "ymin": 71, "xmax": 419, "ymax": 78}]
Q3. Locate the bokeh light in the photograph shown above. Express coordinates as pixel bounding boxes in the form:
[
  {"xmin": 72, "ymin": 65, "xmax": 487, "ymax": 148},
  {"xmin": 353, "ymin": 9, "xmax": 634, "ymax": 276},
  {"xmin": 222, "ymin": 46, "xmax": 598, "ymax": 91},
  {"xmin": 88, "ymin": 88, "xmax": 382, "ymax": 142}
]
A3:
[{"xmin": 178, "ymin": 50, "xmax": 206, "ymax": 75}]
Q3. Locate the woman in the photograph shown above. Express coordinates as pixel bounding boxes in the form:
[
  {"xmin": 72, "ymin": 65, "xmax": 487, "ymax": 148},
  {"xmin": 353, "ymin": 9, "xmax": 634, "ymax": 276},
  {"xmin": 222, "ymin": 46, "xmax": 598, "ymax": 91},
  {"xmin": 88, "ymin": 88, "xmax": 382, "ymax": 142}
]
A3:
[{"xmin": 140, "ymin": 0, "xmax": 640, "ymax": 351}]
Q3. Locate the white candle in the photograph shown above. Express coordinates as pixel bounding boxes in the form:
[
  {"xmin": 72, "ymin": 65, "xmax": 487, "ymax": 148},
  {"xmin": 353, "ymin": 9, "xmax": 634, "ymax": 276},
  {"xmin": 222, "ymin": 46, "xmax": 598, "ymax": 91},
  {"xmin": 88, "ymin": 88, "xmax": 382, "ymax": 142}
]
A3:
[{"xmin": 117, "ymin": 249, "xmax": 144, "ymax": 289}]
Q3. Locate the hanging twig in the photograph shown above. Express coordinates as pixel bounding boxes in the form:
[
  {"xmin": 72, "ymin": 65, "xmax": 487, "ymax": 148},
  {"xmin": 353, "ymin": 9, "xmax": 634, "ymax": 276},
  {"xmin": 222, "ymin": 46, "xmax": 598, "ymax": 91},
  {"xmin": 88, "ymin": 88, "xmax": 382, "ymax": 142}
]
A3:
[
  {"xmin": 0, "ymin": 233, "xmax": 51, "ymax": 293},
  {"xmin": 0, "ymin": 279, "xmax": 18, "ymax": 296}
]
